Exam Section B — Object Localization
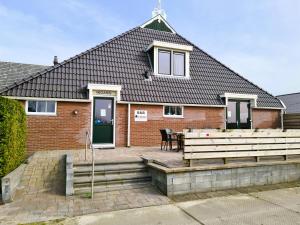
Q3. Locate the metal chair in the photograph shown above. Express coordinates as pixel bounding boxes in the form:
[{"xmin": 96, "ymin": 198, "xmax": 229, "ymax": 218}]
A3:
[{"xmin": 159, "ymin": 129, "xmax": 177, "ymax": 151}]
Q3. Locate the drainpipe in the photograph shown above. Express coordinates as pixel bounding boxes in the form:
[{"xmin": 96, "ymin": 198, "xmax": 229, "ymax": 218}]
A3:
[
  {"xmin": 250, "ymin": 107, "xmax": 253, "ymax": 130},
  {"xmin": 224, "ymin": 107, "xmax": 227, "ymax": 130},
  {"xmin": 279, "ymin": 99, "xmax": 286, "ymax": 131},
  {"xmin": 281, "ymin": 109, "xmax": 284, "ymax": 131},
  {"xmin": 127, "ymin": 103, "xmax": 131, "ymax": 147}
]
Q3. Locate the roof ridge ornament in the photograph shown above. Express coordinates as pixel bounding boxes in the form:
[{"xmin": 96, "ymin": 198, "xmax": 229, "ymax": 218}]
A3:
[{"xmin": 152, "ymin": 0, "xmax": 167, "ymax": 20}]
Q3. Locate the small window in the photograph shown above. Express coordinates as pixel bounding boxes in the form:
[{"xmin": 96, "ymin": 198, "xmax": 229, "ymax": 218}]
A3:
[
  {"xmin": 158, "ymin": 50, "xmax": 171, "ymax": 75},
  {"xmin": 27, "ymin": 100, "xmax": 56, "ymax": 115},
  {"xmin": 173, "ymin": 52, "xmax": 185, "ymax": 76},
  {"xmin": 164, "ymin": 106, "xmax": 183, "ymax": 117}
]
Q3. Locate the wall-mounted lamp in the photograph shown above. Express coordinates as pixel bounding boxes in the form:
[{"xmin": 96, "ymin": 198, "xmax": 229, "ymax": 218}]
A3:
[{"xmin": 73, "ymin": 110, "xmax": 79, "ymax": 115}]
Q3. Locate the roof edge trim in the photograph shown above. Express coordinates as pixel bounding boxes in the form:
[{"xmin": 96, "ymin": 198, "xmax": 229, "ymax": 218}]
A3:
[
  {"xmin": 3, "ymin": 96, "xmax": 91, "ymax": 102},
  {"xmin": 118, "ymin": 101, "xmax": 226, "ymax": 108},
  {"xmin": 146, "ymin": 40, "xmax": 193, "ymax": 52},
  {"xmin": 140, "ymin": 15, "xmax": 176, "ymax": 34}
]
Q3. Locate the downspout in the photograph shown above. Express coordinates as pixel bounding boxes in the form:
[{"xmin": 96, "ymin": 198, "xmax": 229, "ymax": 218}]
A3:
[
  {"xmin": 224, "ymin": 97, "xmax": 228, "ymax": 130},
  {"xmin": 279, "ymin": 99, "xmax": 286, "ymax": 131},
  {"xmin": 127, "ymin": 103, "xmax": 131, "ymax": 147},
  {"xmin": 250, "ymin": 106, "xmax": 253, "ymax": 130},
  {"xmin": 224, "ymin": 107, "xmax": 227, "ymax": 130}
]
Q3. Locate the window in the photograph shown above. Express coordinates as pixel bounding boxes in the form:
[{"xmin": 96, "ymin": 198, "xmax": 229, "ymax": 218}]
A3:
[
  {"xmin": 158, "ymin": 50, "xmax": 171, "ymax": 75},
  {"xmin": 26, "ymin": 100, "xmax": 56, "ymax": 115},
  {"xmin": 173, "ymin": 52, "xmax": 185, "ymax": 76},
  {"xmin": 164, "ymin": 106, "xmax": 183, "ymax": 117},
  {"xmin": 147, "ymin": 41, "xmax": 192, "ymax": 78},
  {"xmin": 157, "ymin": 49, "xmax": 187, "ymax": 77}
]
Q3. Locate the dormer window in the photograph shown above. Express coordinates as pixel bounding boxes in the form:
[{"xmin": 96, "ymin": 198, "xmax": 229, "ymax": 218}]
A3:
[
  {"xmin": 158, "ymin": 50, "xmax": 171, "ymax": 75},
  {"xmin": 147, "ymin": 41, "xmax": 193, "ymax": 78},
  {"xmin": 158, "ymin": 50, "xmax": 185, "ymax": 76},
  {"xmin": 173, "ymin": 52, "xmax": 185, "ymax": 76}
]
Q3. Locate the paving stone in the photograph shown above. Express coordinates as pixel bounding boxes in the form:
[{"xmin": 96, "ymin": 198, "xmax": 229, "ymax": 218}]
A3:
[{"xmin": 0, "ymin": 150, "xmax": 171, "ymax": 224}]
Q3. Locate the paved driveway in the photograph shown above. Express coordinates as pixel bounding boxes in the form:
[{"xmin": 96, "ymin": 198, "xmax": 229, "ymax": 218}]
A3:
[{"xmin": 62, "ymin": 186, "xmax": 300, "ymax": 225}]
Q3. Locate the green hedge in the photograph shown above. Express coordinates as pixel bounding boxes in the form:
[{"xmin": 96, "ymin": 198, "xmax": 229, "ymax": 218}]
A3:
[{"xmin": 0, "ymin": 97, "xmax": 26, "ymax": 179}]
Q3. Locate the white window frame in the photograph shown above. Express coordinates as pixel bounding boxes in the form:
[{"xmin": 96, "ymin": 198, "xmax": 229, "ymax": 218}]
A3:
[
  {"xmin": 25, "ymin": 100, "xmax": 57, "ymax": 116},
  {"xmin": 155, "ymin": 47, "xmax": 190, "ymax": 78},
  {"xmin": 163, "ymin": 105, "xmax": 184, "ymax": 118}
]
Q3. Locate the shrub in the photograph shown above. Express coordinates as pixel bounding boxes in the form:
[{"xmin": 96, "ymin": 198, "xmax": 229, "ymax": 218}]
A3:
[{"xmin": 0, "ymin": 97, "xmax": 26, "ymax": 179}]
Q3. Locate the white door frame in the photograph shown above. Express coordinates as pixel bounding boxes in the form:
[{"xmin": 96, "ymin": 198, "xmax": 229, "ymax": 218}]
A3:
[
  {"xmin": 91, "ymin": 96, "xmax": 116, "ymax": 149},
  {"xmin": 88, "ymin": 84, "xmax": 122, "ymax": 149}
]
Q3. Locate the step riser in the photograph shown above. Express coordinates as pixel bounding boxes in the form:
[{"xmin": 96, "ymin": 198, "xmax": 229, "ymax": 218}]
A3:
[
  {"xmin": 74, "ymin": 162, "xmax": 144, "ymax": 168},
  {"xmin": 74, "ymin": 177, "xmax": 152, "ymax": 188},
  {"xmin": 74, "ymin": 182, "xmax": 151, "ymax": 195},
  {"xmin": 74, "ymin": 168, "xmax": 147, "ymax": 177},
  {"xmin": 74, "ymin": 172, "xmax": 150, "ymax": 183}
]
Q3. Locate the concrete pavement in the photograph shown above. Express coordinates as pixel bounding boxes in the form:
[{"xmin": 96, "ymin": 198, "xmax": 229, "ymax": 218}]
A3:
[{"xmin": 61, "ymin": 186, "xmax": 300, "ymax": 225}]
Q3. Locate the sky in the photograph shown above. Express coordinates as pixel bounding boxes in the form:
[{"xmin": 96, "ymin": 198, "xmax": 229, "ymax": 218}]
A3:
[{"xmin": 0, "ymin": 0, "xmax": 299, "ymax": 96}]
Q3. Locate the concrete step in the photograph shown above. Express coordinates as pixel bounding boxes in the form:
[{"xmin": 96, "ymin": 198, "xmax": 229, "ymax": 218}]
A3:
[
  {"xmin": 74, "ymin": 176, "xmax": 152, "ymax": 188},
  {"xmin": 73, "ymin": 163, "xmax": 146, "ymax": 174},
  {"xmin": 74, "ymin": 181, "xmax": 152, "ymax": 195},
  {"xmin": 74, "ymin": 158, "xmax": 144, "ymax": 167},
  {"xmin": 72, "ymin": 158, "xmax": 152, "ymax": 193},
  {"xmin": 74, "ymin": 167, "xmax": 147, "ymax": 177},
  {"xmin": 74, "ymin": 172, "xmax": 151, "ymax": 185}
]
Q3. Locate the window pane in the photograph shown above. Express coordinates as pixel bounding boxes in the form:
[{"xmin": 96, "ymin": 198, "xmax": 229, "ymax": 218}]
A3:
[
  {"xmin": 28, "ymin": 101, "xmax": 36, "ymax": 112},
  {"xmin": 37, "ymin": 101, "xmax": 46, "ymax": 112},
  {"xmin": 240, "ymin": 102, "xmax": 250, "ymax": 123},
  {"xmin": 158, "ymin": 50, "xmax": 171, "ymax": 75},
  {"xmin": 164, "ymin": 106, "xmax": 170, "ymax": 115},
  {"xmin": 47, "ymin": 101, "xmax": 55, "ymax": 113},
  {"xmin": 173, "ymin": 52, "xmax": 185, "ymax": 76},
  {"xmin": 227, "ymin": 101, "xmax": 237, "ymax": 123},
  {"xmin": 170, "ymin": 106, "xmax": 176, "ymax": 115},
  {"xmin": 176, "ymin": 106, "xmax": 182, "ymax": 115},
  {"xmin": 164, "ymin": 106, "xmax": 183, "ymax": 116}
]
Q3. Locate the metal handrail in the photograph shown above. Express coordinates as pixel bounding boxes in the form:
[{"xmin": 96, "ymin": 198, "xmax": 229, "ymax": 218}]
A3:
[{"xmin": 85, "ymin": 131, "xmax": 95, "ymax": 199}]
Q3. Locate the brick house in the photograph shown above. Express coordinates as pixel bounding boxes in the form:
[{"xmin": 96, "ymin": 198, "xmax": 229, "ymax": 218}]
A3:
[{"xmin": 0, "ymin": 14, "xmax": 285, "ymax": 153}]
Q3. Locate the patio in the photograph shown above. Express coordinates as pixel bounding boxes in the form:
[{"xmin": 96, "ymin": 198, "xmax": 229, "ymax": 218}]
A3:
[{"xmin": 71, "ymin": 147, "xmax": 185, "ymax": 168}]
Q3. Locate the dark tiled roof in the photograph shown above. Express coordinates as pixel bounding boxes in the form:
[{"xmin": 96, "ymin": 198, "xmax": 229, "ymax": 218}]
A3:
[
  {"xmin": 0, "ymin": 61, "xmax": 49, "ymax": 91},
  {"xmin": 0, "ymin": 27, "xmax": 283, "ymax": 108},
  {"xmin": 277, "ymin": 93, "xmax": 300, "ymax": 113}
]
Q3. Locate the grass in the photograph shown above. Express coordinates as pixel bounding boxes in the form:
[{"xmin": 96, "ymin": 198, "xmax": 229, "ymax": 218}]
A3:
[
  {"xmin": 18, "ymin": 218, "xmax": 66, "ymax": 225},
  {"xmin": 82, "ymin": 192, "xmax": 92, "ymax": 199}
]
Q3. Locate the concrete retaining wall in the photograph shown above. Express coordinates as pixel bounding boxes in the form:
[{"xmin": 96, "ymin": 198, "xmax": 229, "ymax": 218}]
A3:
[
  {"xmin": 1, "ymin": 164, "xmax": 26, "ymax": 203},
  {"xmin": 149, "ymin": 162, "xmax": 300, "ymax": 196}
]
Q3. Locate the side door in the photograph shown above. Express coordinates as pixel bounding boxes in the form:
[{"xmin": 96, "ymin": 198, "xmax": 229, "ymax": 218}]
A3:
[
  {"xmin": 227, "ymin": 100, "xmax": 251, "ymax": 129},
  {"xmin": 92, "ymin": 97, "xmax": 114, "ymax": 144}
]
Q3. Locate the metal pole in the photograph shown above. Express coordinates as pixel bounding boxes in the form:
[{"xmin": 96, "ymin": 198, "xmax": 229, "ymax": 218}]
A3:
[
  {"xmin": 91, "ymin": 147, "xmax": 95, "ymax": 199},
  {"xmin": 127, "ymin": 103, "xmax": 131, "ymax": 147}
]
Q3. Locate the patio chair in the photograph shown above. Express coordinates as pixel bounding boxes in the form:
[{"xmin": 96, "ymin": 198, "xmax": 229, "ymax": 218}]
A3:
[{"xmin": 159, "ymin": 129, "xmax": 177, "ymax": 151}]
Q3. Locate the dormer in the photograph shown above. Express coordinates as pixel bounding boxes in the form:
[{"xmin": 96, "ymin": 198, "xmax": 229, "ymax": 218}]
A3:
[{"xmin": 146, "ymin": 40, "xmax": 193, "ymax": 78}]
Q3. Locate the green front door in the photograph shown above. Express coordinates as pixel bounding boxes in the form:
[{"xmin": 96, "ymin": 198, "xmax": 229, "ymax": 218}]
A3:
[
  {"xmin": 93, "ymin": 97, "xmax": 114, "ymax": 144},
  {"xmin": 227, "ymin": 100, "xmax": 251, "ymax": 129}
]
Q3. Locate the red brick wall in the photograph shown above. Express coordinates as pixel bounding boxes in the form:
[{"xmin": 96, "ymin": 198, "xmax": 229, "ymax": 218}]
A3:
[
  {"xmin": 129, "ymin": 105, "xmax": 225, "ymax": 146},
  {"xmin": 252, "ymin": 108, "xmax": 281, "ymax": 129},
  {"xmin": 116, "ymin": 104, "xmax": 128, "ymax": 147},
  {"xmin": 25, "ymin": 101, "xmax": 91, "ymax": 153},
  {"xmin": 23, "ymin": 100, "xmax": 281, "ymax": 152}
]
